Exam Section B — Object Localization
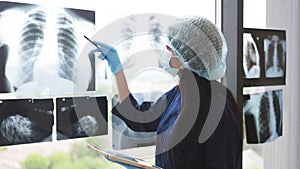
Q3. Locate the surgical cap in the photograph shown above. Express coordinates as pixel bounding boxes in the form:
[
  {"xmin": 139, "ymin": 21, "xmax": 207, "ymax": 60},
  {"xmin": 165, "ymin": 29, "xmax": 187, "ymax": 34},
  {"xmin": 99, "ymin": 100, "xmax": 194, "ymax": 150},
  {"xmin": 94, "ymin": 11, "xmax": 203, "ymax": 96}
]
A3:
[{"xmin": 167, "ymin": 16, "xmax": 227, "ymax": 80}]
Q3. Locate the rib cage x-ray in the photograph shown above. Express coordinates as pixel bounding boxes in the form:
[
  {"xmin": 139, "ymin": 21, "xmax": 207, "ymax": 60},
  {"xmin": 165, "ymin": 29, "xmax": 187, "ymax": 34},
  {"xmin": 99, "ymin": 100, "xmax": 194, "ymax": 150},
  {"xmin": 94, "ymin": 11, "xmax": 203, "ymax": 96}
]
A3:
[
  {"xmin": 243, "ymin": 90, "xmax": 283, "ymax": 144},
  {"xmin": 258, "ymin": 93, "xmax": 271, "ymax": 142},
  {"xmin": 0, "ymin": 2, "xmax": 95, "ymax": 95},
  {"xmin": 16, "ymin": 8, "xmax": 46, "ymax": 88},
  {"xmin": 242, "ymin": 29, "xmax": 286, "ymax": 86},
  {"xmin": 243, "ymin": 33, "xmax": 260, "ymax": 79},
  {"xmin": 0, "ymin": 98, "xmax": 54, "ymax": 146},
  {"xmin": 111, "ymin": 15, "xmax": 164, "ymax": 71},
  {"xmin": 264, "ymin": 35, "xmax": 286, "ymax": 78},
  {"xmin": 107, "ymin": 14, "xmax": 179, "ymax": 150}
]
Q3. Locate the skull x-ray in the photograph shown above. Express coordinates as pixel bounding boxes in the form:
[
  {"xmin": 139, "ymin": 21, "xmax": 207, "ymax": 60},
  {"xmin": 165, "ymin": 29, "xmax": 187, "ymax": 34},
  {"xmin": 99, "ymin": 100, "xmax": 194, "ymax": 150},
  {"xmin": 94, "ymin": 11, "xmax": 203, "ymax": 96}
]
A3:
[
  {"xmin": 0, "ymin": 98, "xmax": 54, "ymax": 146},
  {"xmin": 56, "ymin": 96, "xmax": 107, "ymax": 140},
  {"xmin": 264, "ymin": 35, "xmax": 286, "ymax": 78},
  {"xmin": 243, "ymin": 90, "xmax": 283, "ymax": 144},
  {"xmin": 0, "ymin": 1, "xmax": 96, "ymax": 96},
  {"xmin": 242, "ymin": 28, "xmax": 286, "ymax": 87}
]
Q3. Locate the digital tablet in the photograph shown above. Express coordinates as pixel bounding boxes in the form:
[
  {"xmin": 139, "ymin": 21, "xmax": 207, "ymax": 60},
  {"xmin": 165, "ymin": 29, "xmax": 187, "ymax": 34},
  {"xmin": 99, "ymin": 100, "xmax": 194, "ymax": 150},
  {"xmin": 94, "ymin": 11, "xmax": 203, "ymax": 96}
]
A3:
[{"xmin": 87, "ymin": 144, "xmax": 162, "ymax": 169}]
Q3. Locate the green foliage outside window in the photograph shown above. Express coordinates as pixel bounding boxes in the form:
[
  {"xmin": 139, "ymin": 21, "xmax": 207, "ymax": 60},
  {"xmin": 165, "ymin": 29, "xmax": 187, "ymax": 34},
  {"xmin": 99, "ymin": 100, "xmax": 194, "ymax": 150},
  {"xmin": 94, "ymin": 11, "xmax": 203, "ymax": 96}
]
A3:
[{"xmin": 21, "ymin": 139, "xmax": 123, "ymax": 169}]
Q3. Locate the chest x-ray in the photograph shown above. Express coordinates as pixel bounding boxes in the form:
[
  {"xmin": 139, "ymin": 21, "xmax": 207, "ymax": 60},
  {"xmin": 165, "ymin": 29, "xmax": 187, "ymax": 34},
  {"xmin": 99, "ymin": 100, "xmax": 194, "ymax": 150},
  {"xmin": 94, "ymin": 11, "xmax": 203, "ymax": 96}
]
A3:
[
  {"xmin": 243, "ymin": 33, "xmax": 260, "ymax": 79},
  {"xmin": 242, "ymin": 28, "xmax": 286, "ymax": 86},
  {"xmin": 99, "ymin": 14, "xmax": 178, "ymax": 150},
  {"xmin": 0, "ymin": 98, "xmax": 54, "ymax": 146},
  {"xmin": 0, "ymin": 1, "xmax": 95, "ymax": 96},
  {"xmin": 264, "ymin": 35, "xmax": 286, "ymax": 78},
  {"xmin": 243, "ymin": 90, "xmax": 283, "ymax": 144}
]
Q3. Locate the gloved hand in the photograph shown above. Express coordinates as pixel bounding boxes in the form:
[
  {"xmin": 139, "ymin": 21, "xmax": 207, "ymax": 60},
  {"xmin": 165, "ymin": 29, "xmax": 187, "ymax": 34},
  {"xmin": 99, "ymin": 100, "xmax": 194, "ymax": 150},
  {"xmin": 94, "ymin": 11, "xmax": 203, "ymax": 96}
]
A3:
[
  {"xmin": 104, "ymin": 156, "xmax": 142, "ymax": 169},
  {"xmin": 89, "ymin": 41, "xmax": 123, "ymax": 74}
]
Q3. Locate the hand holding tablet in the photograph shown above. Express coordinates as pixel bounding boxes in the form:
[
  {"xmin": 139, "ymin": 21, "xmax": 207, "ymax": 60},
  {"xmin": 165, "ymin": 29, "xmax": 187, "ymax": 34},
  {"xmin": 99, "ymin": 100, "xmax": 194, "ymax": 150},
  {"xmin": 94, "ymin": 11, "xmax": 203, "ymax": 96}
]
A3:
[{"xmin": 87, "ymin": 144, "xmax": 162, "ymax": 169}]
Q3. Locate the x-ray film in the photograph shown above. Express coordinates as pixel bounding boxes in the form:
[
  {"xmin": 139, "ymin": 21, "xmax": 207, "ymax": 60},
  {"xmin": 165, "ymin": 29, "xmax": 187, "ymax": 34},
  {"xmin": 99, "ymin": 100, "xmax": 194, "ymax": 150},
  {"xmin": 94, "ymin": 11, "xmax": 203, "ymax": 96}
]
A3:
[
  {"xmin": 107, "ymin": 14, "xmax": 180, "ymax": 150},
  {"xmin": 242, "ymin": 28, "xmax": 286, "ymax": 87},
  {"xmin": 0, "ymin": 98, "xmax": 54, "ymax": 146},
  {"xmin": 0, "ymin": 1, "xmax": 96, "ymax": 96},
  {"xmin": 112, "ymin": 71, "xmax": 178, "ymax": 150},
  {"xmin": 243, "ymin": 33, "xmax": 260, "ymax": 79},
  {"xmin": 264, "ymin": 35, "xmax": 286, "ymax": 78},
  {"xmin": 243, "ymin": 89, "xmax": 283, "ymax": 144},
  {"xmin": 112, "ymin": 93, "xmax": 158, "ymax": 150},
  {"xmin": 56, "ymin": 96, "xmax": 107, "ymax": 140}
]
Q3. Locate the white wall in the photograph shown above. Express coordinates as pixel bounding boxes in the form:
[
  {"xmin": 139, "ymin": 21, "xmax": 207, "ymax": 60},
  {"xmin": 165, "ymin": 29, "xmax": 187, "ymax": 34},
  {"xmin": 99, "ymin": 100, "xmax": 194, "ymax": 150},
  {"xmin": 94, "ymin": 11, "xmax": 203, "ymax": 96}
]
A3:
[
  {"xmin": 243, "ymin": 0, "xmax": 266, "ymax": 28},
  {"xmin": 264, "ymin": 0, "xmax": 300, "ymax": 168}
]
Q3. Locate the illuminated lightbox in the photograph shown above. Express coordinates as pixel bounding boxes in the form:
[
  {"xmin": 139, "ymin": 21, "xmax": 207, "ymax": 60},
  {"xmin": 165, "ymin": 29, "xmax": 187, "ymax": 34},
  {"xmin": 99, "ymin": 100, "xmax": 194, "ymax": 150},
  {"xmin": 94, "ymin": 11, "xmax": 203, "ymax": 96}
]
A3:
[
  {"xmin": 243, "ymin": 89, "xmax": 283, "ymax": 144},
  {"xmin": 242, "ymin": 28, "xmax": 286, "ymax": 87},
  {"xmin": 0, "ymin": 1, "xmax": 96, "ymax": 96},
  {"xmin": 0, "ymin": 98, "xmax": 54, "ymax": 146},
  {"xmin": 56, "ymin": 96, "xmax": 108, "ymax": 140}
]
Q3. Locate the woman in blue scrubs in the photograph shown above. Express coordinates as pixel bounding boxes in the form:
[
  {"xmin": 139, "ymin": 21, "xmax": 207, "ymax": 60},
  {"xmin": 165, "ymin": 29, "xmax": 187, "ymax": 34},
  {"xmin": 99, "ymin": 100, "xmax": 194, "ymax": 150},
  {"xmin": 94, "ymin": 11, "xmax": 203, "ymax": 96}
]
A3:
[{"xmin": 89, "ymin": 15, "xmax": 242, "ymax": 169}]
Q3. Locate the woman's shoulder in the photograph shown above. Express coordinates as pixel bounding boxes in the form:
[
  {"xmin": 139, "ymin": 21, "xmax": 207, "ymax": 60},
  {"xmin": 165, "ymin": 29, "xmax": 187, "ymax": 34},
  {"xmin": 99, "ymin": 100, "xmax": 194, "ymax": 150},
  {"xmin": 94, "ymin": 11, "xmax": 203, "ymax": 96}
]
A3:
[{"xmin": 164, "ymin": 85, "xmax": 180, "ymax": 97}]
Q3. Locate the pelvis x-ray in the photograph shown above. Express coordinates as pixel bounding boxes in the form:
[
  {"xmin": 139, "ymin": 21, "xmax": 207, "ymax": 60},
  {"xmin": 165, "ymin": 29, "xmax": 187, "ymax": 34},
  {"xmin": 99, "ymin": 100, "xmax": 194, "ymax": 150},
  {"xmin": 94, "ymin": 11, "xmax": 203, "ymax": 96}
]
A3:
[
  {"xmin": 264, "ymin": 35, "xmax": 286, "ymax": 78},
  {"xmin": 243, "ymin": 33, "xmax": 260, "ymax": 79},
  {"xmin": 0, "ymin": 98, "xmax": 54, "ymax": 146},
  {"xmin": 0, "ymin": 1, "xmax": 95, "ymax": 95},
  {"xmin": 243, "ymin": 90, "xmax": 283, "ymax": 144},
  {"xmin": 56, "ymin": 96, "xmax": 107, "ymax": 140}
]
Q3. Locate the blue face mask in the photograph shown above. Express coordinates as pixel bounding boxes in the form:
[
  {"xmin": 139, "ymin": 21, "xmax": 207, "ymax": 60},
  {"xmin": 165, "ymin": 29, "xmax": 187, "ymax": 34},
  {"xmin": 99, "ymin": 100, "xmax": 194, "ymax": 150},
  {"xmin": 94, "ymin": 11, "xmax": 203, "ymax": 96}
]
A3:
[
  {"xmin": 164, "ymin": 67, "xmax": 179, "ymax": 77},
  {"xmin": 159, "ymin": 51, "xmax": 179, "ymax": 77}
]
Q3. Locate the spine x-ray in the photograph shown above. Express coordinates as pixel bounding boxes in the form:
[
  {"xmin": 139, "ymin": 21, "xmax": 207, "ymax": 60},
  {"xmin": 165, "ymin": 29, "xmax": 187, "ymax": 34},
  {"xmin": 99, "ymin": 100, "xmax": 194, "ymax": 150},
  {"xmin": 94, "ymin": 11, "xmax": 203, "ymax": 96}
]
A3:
[
  {"xmin": 0, "ymin": 98, "xmax": 54, "ymax": 146},
  {"xmin": 0, "ymin": 1, "xmax": 96, "ymax": 95},
  {"xmin": 243, "ymin": 90, "xmax": 283, "ymax": 144}
]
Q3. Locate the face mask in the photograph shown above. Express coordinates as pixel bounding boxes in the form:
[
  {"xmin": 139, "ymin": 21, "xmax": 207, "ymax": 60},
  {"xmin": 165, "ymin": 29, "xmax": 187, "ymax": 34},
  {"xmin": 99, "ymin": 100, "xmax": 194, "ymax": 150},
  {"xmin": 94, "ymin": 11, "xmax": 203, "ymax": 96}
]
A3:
[
  {"xmin": 164, "ymin": 67, "xmax": 179, "ymax": 77},
  {"xmin": 159, "ymin": 50, "xmax": 179, "ymax": 77}
]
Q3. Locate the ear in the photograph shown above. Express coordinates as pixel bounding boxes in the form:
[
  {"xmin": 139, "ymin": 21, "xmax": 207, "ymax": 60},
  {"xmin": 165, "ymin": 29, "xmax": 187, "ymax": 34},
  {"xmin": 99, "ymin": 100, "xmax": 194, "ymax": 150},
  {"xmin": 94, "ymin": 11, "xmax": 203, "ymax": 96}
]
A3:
[{"xmin": 169, "ymin": 55, "xmax": 183, "ymax": 69}]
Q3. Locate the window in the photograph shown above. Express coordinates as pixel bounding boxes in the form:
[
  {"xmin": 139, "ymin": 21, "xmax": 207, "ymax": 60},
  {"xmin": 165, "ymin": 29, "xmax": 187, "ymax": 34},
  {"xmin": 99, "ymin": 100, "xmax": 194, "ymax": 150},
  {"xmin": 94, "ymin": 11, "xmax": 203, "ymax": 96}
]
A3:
[
  {"xmin": 243, "ymin": 1, "xmax": 267, "ymax": 169},
  {"xmin": 244, "ymin": 0, "xmax": 266, "ymax": 28},
  {"xmin": 0, "ymin": 0, "xmax": 219, "ymax": 168},
  {"xmin": 94, "ymin": 0, "xmax": 219, "ymax": 161}
]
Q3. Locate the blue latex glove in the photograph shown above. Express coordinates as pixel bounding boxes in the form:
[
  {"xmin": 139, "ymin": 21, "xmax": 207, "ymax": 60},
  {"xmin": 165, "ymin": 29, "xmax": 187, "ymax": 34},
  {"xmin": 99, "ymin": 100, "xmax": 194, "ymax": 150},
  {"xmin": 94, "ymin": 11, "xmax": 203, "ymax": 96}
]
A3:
[
  {"xmin": 105, "ymin": 156, "xmax": 142, "ymax": 169},
  {"xmin": 89, "ymin": 41, "xmax": 123, "ymax": 74}
]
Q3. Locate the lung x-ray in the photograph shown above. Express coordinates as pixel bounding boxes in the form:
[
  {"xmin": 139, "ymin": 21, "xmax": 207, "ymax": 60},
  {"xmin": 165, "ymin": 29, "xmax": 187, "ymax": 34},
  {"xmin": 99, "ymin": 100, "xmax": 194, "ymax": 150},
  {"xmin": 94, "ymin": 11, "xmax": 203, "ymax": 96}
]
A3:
[
  {"xmin": 243, "ymin": 90, "xmax": 283, "ymax": 144},
  {"xmin": 242, "ymin": 28, "xmax": 286, "ymax": 87},
  {"xmin": 0, "ymin": 1, "xmax": 96, "ymax": 95}
]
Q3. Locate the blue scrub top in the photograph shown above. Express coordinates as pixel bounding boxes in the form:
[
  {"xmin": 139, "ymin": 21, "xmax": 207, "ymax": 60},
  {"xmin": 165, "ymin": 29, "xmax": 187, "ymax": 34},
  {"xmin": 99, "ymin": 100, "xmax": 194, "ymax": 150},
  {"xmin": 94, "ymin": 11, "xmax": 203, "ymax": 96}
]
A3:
[{"xmin": 112, "ymin": 70, "xmax": 242, "ymax": 169}]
